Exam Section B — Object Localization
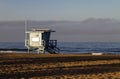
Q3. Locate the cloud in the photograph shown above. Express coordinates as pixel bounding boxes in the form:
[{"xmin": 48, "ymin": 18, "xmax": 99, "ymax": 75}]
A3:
[{"xmin": 0, "ymin": 18, "xmax": 120, "ymax": 42}]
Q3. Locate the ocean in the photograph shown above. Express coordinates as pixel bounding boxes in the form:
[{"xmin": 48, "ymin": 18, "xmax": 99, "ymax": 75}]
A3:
[{"xmin": 0, "ymin": 42, "xmax": 120, "ymax": 54}]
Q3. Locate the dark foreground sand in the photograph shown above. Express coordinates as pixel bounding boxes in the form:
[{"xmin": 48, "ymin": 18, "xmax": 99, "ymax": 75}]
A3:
[{"xmin": 0, "ymin": 53, "xmax": 120, "ymax": 79}]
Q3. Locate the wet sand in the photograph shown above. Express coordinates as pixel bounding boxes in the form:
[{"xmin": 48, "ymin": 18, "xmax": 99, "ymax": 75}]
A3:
[{"xmin": 0, "ymin": 53, "xmax": 120, "ymax": 79}]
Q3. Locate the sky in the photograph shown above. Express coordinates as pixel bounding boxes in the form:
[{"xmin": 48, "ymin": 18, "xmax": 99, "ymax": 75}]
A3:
[
  {"xmin": 0, "ymin": 0, "xmax": 120, "ymax": 42},
  {"xmin": 0, "ymin": 0, "xmax": 120, "ymax": 21}
]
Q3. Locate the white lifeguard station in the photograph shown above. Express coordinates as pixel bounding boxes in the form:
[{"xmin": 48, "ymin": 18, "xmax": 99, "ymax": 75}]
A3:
[{"xmin": 25, "ymin": 29, "xmax": 60, "ymax": 54}]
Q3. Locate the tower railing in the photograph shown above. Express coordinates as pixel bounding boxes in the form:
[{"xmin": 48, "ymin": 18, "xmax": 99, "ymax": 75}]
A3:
[
  {"xmin": 25, "ymin": 39, "xmax": 29, "ymax": 47},
  {"xmin": 49, "ymin": 40, "xmax": 57, "ymax": 47},
  {"xmin": 25, "ymin": 39, "xmax": 59, "ymax": 54},
  {"xmin": 47, "ymin": 40, "xmax": 60, "ymax": 54}
]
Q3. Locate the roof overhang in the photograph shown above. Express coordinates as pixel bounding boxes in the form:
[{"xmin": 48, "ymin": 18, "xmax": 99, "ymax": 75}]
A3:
[{"xmin": 26, "ymin": 29, "xmax": 55, "ymax": 33}]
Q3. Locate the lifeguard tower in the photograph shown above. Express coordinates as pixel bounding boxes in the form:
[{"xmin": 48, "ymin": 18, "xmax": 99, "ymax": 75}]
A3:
[{"xmin": 25, "ymin": 29, "xmax": 60, "ymax": 54}]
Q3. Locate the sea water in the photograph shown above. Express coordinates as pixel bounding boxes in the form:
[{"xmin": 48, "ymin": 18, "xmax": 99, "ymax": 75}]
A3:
[{"xmin": 0, "ymin": 42, "xmax": 120, "ymax": 54}]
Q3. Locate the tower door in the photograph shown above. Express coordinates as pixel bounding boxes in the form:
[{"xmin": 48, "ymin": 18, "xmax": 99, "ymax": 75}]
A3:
[{"xmin": 30, "ymin": 32, "xmax": 42, "ymax": 47}]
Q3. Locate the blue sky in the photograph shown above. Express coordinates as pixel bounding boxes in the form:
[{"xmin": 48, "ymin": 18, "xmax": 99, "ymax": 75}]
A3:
[{"xmin": 0, "ymin": 0, "xmax": 120, "ymax": 21}]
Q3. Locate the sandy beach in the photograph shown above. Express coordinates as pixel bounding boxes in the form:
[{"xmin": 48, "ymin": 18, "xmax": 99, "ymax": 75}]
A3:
[{"xmin": 0, "ymin": 53, "xmax": 120, "ymax": 79}]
